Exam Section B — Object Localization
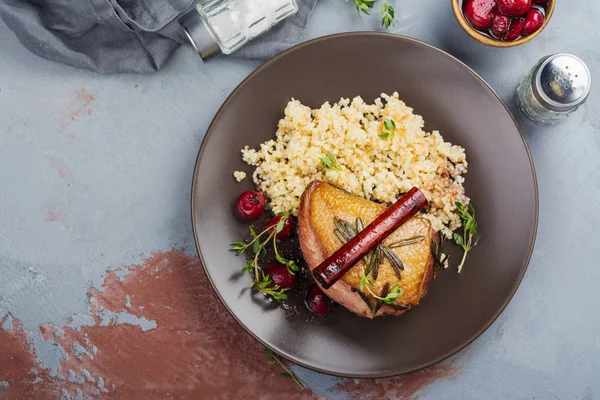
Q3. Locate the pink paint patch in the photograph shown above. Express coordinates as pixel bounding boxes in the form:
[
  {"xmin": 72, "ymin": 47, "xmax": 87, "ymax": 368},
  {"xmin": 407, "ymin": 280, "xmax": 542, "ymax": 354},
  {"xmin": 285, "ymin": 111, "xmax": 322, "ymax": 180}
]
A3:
[
  {"xmin": 0, "ymin": 319, "xmax": 60, "ymax": 398},
  {"xmin": 63, "ymin": 88, "xmax": 95, "ymax": 126},
  {"xmin": 0, "ymin": 250, "xmax": 462, "ymax": 399},
  {"xmin": 2, "ymin": 250, "xmax": 322, "ymax": 399},
  {"xmin": 49, "ymin": 156, "xmax": 71, "ymax": 181},
  {"xmin": 335, "ymin": 363, "xmax": 459, "ymax": 400},
  {"xmin": 44, "ymin": 210, "xmax": 69, "ymax": 229},
  {"xmin": 44, "ymin": 211, "xmax": 59, "ymax": 222}
]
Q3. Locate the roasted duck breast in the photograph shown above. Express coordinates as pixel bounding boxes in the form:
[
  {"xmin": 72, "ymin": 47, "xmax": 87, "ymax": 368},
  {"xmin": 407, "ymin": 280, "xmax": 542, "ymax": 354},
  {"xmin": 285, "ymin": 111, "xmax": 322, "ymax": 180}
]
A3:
[{"xmin": 298, "ymin": 181, "xmax": 438, "ymax": 318}]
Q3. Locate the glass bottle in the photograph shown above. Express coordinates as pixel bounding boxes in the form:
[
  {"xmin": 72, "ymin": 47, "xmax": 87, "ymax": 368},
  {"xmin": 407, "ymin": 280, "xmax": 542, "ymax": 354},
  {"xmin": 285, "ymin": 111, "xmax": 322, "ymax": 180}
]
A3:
[
  {"xmin": 516, "ymin": 53, "xmax": 591, "ymax": 125},
  {"xmin": 180, "ymin": 0, "xmax": 299, "ymax": 59}
]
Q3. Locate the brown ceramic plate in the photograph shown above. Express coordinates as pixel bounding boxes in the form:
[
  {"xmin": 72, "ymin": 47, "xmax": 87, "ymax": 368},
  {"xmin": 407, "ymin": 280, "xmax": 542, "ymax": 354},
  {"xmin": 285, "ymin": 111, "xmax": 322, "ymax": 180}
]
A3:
[{"xmin": 191, "ymin": 33, "xmax": 538, "ymax": 377}]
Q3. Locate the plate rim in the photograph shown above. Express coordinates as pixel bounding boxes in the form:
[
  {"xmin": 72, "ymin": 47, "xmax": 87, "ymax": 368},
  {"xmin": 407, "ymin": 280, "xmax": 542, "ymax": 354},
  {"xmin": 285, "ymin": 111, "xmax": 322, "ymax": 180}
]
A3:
[{"xmin": 190, "ymin": 32, "xmax": 539, "ymax": 378}]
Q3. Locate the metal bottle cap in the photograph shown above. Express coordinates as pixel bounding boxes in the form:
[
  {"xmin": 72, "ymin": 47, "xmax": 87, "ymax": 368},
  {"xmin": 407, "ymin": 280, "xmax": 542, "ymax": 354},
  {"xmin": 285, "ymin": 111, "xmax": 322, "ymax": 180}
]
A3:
[
  {"xmin": 533, "ymin": 53, "xmax": 592, "ymax": 112},
  {"xmin": 179, "ymin": 9, "xmax": 221, "ymax": 60}
]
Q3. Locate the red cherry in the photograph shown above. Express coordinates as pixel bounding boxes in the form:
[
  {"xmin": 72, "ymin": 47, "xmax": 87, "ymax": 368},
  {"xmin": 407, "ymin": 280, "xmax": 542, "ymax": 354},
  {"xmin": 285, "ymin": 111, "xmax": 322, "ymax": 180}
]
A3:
[
  {"xmin": 522, "ymin": 8, "xmax": 544, "ymax": 35},
  {"xmin": 531, "ymin": 0, "xmax": 549, "ymax": 4},
  {"xmin": 491, "ymin": 13, "xmax": 511, "ymax": 37},
  {"xmin": 497, "ymin": 0, "xmax": 531, "ymax": 16},
  {"xmin": 305, "ymin": 286, "xmax": 334, "ymax": 314},
  {"xmin": 236, "ymin": 191, "xmax": 265, "ymax": 221},
  {"xmin": 267, "ymin": 215, "xmax": 294, "ymax": 240},
  {"xmin": 463, "ymin": 0, "xmax": 497, "ymax": 30},
  {"xmin": 503, "ymin": 17, "xmax": 526, "ymax": 41},
  {"xmin": 266, "ymin": 262, "xmax": 296, "ymax": 289}
]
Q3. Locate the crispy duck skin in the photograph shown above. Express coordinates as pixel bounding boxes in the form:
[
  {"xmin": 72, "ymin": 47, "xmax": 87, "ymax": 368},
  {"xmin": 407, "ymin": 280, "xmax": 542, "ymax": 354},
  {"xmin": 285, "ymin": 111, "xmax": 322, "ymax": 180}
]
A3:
[{"xmin": 297, "ymin": 181, "xmax": 438, "ymax": 318}]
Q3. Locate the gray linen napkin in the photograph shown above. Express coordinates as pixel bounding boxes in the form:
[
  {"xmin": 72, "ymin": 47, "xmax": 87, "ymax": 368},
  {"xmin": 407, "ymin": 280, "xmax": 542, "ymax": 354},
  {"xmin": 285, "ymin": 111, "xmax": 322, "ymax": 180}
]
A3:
[{"xmin": 0, "ymin": 0, "xmax": 317, "ymax": 74}]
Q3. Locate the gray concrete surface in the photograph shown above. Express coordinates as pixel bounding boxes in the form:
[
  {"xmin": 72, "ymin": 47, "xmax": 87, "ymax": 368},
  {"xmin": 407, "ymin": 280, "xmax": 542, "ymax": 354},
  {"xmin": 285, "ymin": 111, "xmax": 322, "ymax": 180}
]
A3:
[{"xmin": 1, "ymin": 0, "xmax": 599, "ymax": 399}]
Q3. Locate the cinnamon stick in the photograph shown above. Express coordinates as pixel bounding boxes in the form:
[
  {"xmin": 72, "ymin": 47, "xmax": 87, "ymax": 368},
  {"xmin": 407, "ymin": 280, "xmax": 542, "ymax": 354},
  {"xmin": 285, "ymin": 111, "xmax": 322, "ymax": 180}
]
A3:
[{"xmin": 312, "ymin": 187, "xmax": 428, "ymax": 289}]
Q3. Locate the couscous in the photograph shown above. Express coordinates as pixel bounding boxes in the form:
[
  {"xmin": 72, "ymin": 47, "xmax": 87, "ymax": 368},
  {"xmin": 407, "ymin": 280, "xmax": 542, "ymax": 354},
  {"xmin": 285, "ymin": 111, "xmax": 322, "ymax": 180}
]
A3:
[{"xmin": 240, "ymin": 92, "xmax": 469, "ymax": 238}]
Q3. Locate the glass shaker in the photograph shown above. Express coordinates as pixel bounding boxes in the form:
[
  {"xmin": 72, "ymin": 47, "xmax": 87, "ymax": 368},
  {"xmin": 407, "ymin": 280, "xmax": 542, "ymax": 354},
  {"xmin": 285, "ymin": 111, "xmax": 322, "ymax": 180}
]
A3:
[
  {"xmin": 180, "ymin": 0, "xmax": 299, "ymax": 59},
  {"xmin": 516, "ymin": 53, "xmax": 591, "ymax": 125}
]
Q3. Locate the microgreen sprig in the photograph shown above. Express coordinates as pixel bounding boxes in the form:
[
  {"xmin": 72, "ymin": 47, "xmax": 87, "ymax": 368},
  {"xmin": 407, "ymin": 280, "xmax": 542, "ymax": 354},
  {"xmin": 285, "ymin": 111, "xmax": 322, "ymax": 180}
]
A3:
[
  {"xmin": 453, "ymin": 201, "xmax": 480, "ymax": 273},
  {"xmin": 273, "ymin": 231, "xmax": 300, "ymax": 274},
  {"xmin": 264, "ymin": 348, "xmax": 304, "ymax": 390},
  {"xmin": 231, "ymin": 212, "xmax": 297, "ymax": 301},
  {"xmin": 319, "ymin": 151, "xmax": 343, "ymax": 171},
  {"xmin": 360, "ymin": 266, "xmax": 403, "ymax": 305},
  {"xmin": 379, "ymin": 118, "xmax": 396, "ymax": 139}
]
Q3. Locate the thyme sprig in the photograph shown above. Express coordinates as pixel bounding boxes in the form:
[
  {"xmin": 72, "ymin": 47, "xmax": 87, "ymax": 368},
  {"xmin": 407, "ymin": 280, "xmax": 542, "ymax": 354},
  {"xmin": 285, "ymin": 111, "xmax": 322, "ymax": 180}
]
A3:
[
  {"xmin": 453, "ymin": 201, "xmax": 480, "ymax": 273},
  {"xmin": 349, "ymin": 0, "xmax": 376, "ymax": 15},
  {"xmin": 348, "ymin": 0, "xmax": 396, "ymax": 28},
  {"xmin": 381, "ymin": 0, "xmax": 395, "ymax": 28},
  {"xmin": 231, "ymin": 212, "xmax": 298, "ymax": 301},
  {"xmin": 264, "ymin": 348, "xmax": 304, "ymax": 390}
]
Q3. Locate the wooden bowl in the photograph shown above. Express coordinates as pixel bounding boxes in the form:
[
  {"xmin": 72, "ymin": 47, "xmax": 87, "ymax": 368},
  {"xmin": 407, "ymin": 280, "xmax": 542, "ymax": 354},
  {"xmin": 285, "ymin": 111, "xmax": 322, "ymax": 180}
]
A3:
[{"xmin": 451, "ymin": 0, "xmax": 555, "ymax": 47}]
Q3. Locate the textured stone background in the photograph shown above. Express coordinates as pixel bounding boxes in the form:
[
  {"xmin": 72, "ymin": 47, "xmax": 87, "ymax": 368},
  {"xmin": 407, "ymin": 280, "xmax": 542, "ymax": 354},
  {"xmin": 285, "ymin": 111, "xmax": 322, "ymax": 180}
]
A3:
[{"xmin": 1, "ymin": 0, "xmax": 599, "ymax": 399}]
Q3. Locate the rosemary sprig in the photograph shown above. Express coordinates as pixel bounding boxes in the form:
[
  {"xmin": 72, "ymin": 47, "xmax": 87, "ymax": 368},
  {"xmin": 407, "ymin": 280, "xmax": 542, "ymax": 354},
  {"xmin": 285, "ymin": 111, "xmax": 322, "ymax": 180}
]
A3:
[
  {"xmin": 388, "ymin": 236, "xmax": 425, "ymax": 248},
  {"xmin": 230, "ymin": 212, "xmax": 297, "ymax": 301},
  {"xmin": 370, "ymin": 246, "xmax": 382, "ymax": 280},
  {"xmin": 380, "ymin": 245, "xmax": 403, "ymax": 279},
  {"xmin": 381, "ymin": 0, "xmax": 395, "ymax": 28},
  {"xmin": 351, "ymin": 287, "xmax": 374, "ymax": 312},
  {"xmin": 431, "ymin": 234, "xmax": 448, "ymax": 276},
  {"xmin": 379, "ymin": 118, "xmax": 396, "ymax": 139},
  {"xmin": 333, "ymin": 216, "xmax": 419, "ymax": 306},
  {"xmin": 333, "ymin": 216, "xmax": 414, "ymax": 282},
  {"xmin": 264, "ymin": 348, "xmax": 304, "ymax": 390},
  {"xmin": 319, "ymin": 152, "xmax": 343, "ymax": 171},
  {"xmin": 453, "ymin": 201, "xmax": 480, "ymax": 273}
]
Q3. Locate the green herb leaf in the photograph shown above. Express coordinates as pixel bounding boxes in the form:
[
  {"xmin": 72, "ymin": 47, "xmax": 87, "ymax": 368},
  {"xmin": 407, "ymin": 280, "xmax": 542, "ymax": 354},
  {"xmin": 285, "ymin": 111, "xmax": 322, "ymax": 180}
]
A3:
[
  {"xmin": 319, "ymin": 151, "xmax": 343, "ymax": 171},
  {"xmin": 383, "ymin": 285, "xmax": 403, "ymax": 305},
  {"xmin": 230, "ymin": 241, "xmax": 247, "ymax": 256},
  {"xmin": 381, "ymin": 0, "xmax": 395, "ymax": 28},
  {"xmin": 241, "ymin": 260, "xmax": 254, "ymax": 273},
  {"xmin": 379, "ymin": 118, "xmax": 396, "ymax": 139},
  {"xmin": 252, "ymin": 239, "xmax": 261, "ymax": 254},
  {"xmin": 351, "ymin": 0, "xmax": 376, "ymax": 16},
  {"xmin": 275, "ymin": 216, "xmax": 286, "ymax": 233},
  {"xmin": 388, "ymin": 235, "xmax": 425, "ymax": 248},
  {"xmin": 453, "ymin": 232, "xmax": 464, "ymax": 246},
  {"xmin": 275, "ymin": 252, "xmax": 300, "ymax": 274}
]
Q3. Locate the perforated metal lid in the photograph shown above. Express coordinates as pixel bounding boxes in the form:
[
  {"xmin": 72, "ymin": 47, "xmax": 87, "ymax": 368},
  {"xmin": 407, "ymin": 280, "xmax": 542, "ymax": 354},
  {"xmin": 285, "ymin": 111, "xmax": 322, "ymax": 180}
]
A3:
[
  {"xmin": 533, "ymin": 53, "xmax": 591, "ymax": 112},
  {"xmin": 179, "ymin": 8, "xmax": 220, "ymax": 60}
]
